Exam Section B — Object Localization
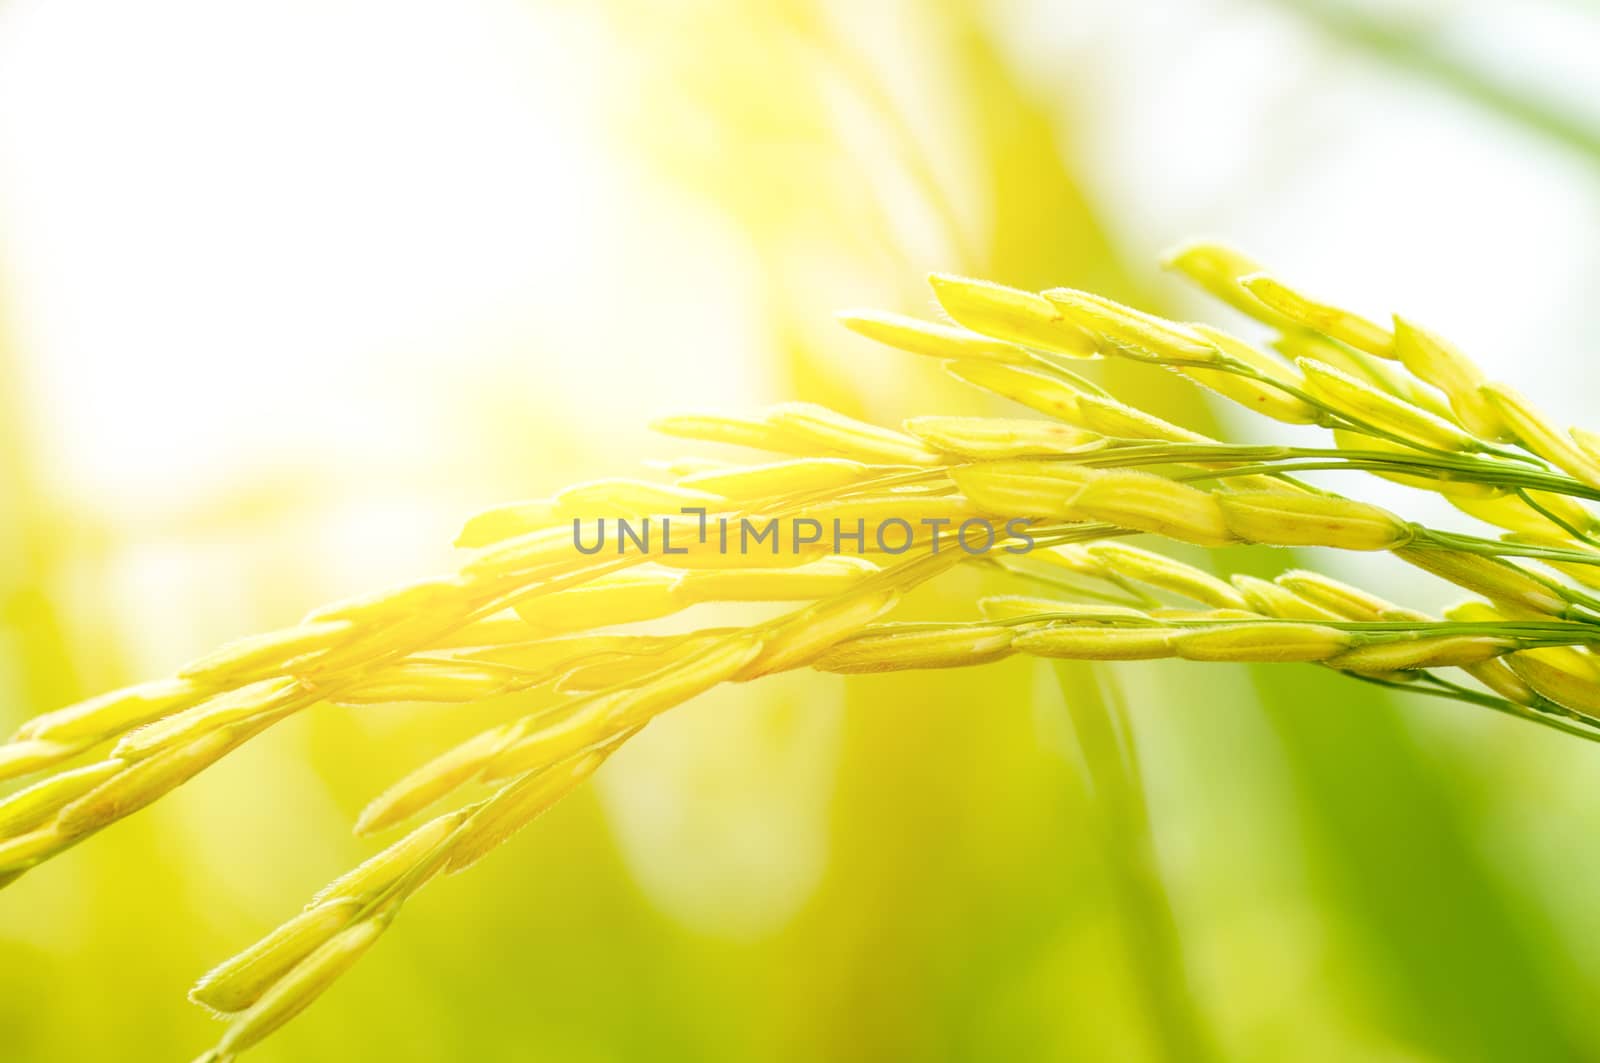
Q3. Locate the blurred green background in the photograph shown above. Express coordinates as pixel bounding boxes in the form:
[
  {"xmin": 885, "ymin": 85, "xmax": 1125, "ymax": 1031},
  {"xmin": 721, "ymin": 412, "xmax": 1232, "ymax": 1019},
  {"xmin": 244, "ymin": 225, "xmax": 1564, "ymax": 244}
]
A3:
[{"xmin": 4, "ymin": 0, "xmax": 1600, "ymax": 1059}]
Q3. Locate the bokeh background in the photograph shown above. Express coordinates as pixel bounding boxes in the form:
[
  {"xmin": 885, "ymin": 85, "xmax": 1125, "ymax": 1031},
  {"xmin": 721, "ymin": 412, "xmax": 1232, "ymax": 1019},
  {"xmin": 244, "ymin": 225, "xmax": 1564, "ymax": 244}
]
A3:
[{"xmin": 4, "ymin": 0, "xmax": 1600, "ymax": 1059}]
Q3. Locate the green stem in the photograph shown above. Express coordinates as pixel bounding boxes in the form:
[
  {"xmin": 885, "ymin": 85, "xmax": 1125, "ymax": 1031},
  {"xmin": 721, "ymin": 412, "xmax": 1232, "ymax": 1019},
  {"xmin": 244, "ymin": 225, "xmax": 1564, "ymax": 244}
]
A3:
[{"xmin": 1051, "ymin": 662, "xmax": 1217, "ymax": 1063}]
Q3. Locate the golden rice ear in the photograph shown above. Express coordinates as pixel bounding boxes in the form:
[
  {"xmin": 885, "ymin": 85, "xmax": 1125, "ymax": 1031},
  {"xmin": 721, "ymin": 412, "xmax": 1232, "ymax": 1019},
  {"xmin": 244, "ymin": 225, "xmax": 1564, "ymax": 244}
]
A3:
[
  {"xmin": 903, "ymin": 416, "xmax": 1098, "ymax": 459},
  {"xmin": 1297, "ymin": 358, "xmax": 1477, "ymax": 452},
  {"xmin": 513, "ymin": 570, "xmax": 684, "ymax": 634},
  {"xmin": 1013, "ymin": 625, "xmax": 1178, "ymax": 660},
  {"xmin": 1449, "ymin": 490, "xmax": 1598, "ymax": 539},
  {"xmin": 1229, "ymin": 575, "xmax": 1343, "ymax": 621},
  {"xmin": 189, "ymin": 899, "xmax": 366, "ymax": 1016},
  {"xmin": 12, "ymin": 247, "xmax": 1600, "ymax": 1063},
  {"xmin": 1073, "ymin": 393, "xmax": 1213, "ymax": 445},
  {"xmin": 947, "ymin": 461, "xmax": 1100, "ymax": 518},
  {"xmin": 486, "ymin": 637, "xmax": 765, "ymax": 781},
  {"xmin": 1505, "ymin": 654, "xmax": 1600, "ymax": 721},
  {"xmin": 1171, "ymin": 623, "xmax": 1355, "ymax": 663},
  {"xmin": 945, "ymin": 359, "xmax": 1087, "ymax": 422},
  {"xmin": 57, "ymin": 721, "xmax": 271, "ymax": 837},
  {"xmin": 978, "ymin": 595, "xmax": 1120, "ymax": 621},
  {"xmin": 763, "ymin": 403, "xmax": 940, "ymax": 465},
  {"xmin": 1398, "ymin": 547, "xmax": 1568, "ymax": 617},
  {"xmin": 814, "ymin": 624, "xmax": 1016, "ymax": 673},
  {"xmin": 214, "ymin": 919, "xmax": 388, "ymax": 1056},
  {"xmin": 356, "ymin": 724, "xmax": 522, "ymax": 836},
  {"xmin": 674, "ymin": 557, "xmax": 878, "ymax": 604},
  {"xmin": 13, "ymin": 677, "xmax": 209, "ymax": 745},
  {"xmin": 1161, "ymin": 241, "xmax": 1296, "ymax": 327},
  {"xmin": 311, "ymin": 811, "xmax": 467, "ymax": 908},
  {"xmin": 650, "ymin": 411, "xmax": 803, "ymax": 453},
  {"xmin": 1215, "ymin": 492, "xmax": 1413, "ymax": 551},
  {"xmin": 443, "ymin": 751, "xmax": 613, "ymax": 876},
  {"xmin": 837, "ymin": 308, "xmax": 1034, "ymax": 364},
  {"xmin": 0, "ymin": 760, "xmax": 123, "ymax": 838},
  {"xmin": 1274, "ymin": 570, "xmax": 1424, "ymax": 622},
  {"xmin": 1068, "ymin": 472, "xmax": 1237, "ymax": 548},
  {"xmin": 1480, "ymin": 384, "xmax": 1600, "ymax": 489},
  {"xmin": 1390, "ymin": 316, "xmax": 1509, "ymax": 441},
  {"xmin": 1042, "ymin": 288, "xmax": 1221, "ymax": 363},
  {"xmin": 736, "ymin": 591, "xmax": 900, "ymax": 680},
  {"xmin": 455, "ymin": 501, "xmax": 559, "ymax": 548},
  {"xmin": 112, "ymin": 678, "xmax": 306, "ymax": 761},
  {"xmin": 176, "ymin": 621, "xmax": 355, "ymax": 685},
  {"xmin": 304, "ymin": 576, "xmax": 473, "ymax": 625},
  {"xmin": 0, "ymin": 737, "xmax": 97, "ymax": 785},
  {"xmin": 1240, "ymin": 273, "xmax": 1395, "ymax": 358},
  {"xmin": 1329, "ymin": 636, "xmax": 1512, "ymax": 673},
  {"xmin": 1083, "ymin": 542, "xmax": 1247, "ymax": 610},
  {"xmin": 927, "ymin": 273, "xmax": 1100, "ymax": 357},
  {"xmin": 1180, "ymin": 324, "xmax": 1320, "ymax": 424}
]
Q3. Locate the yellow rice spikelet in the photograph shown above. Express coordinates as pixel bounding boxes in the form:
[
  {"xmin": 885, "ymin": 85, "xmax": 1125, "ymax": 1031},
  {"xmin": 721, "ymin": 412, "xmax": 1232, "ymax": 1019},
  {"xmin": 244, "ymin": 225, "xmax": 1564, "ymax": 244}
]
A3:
[
  {"xmin": 1172, "ymin": 623, "xmax": 1355, "ymax": 662},
  {"xmin": 1216, "ymin": 492, "xmax": 1412, "ymax": 551},
  {"xmin": 355, "ymin": 724, "xmax": 522, "ymax": 836},
  {"xmin": 555, "ymin": 632, "xmax": 739, "ymax": 693},
  {"xmin": 1398, "ymin": 547, "xmax": 1568, "ymax": 617},
  {"xmin": 927, "ymin": 274, "xmax": 1099, "ymax": 357},
  {"xmin": 903, "ymin": 416, "xmax": 1098, "ymax": 458},
  {"xmin": 737, "ymin": 591, "xmax": 899, "ymax": 680},
  {"xmin": 813, "ymin": 624, "xmax": 1015, "ymax": 673},
  {"xmin": 1074, "ymin": 394, "xmax": 1214, "ymax": 445},
  {"xmin": 490, "ymin": 639, "xmax": 765, "ymax": 778},
  {"xmin": 444, "ymin": 752, "xmax": 613, "ymax": 876},
  {"xmin": 675, "ymin": 557, "xmax": 879, "ymax": 604},
  {"xmin": 1013, "ymin": 625, "xmax": 1177, "ymax": 660},
  {"xmin": 1230, "ymin": 575, "xmax": 1344, "ymax": 621},
  {"xmin": 0, "ymin": 738, "xmax": 97, "ymax": 784},
  {"xmin": 214, "ymin": 919, "xmax": 388, "ymax": 1055},
  {"xmin": 948, "ymin": 462, "xmax": 1100, "ymax": 518},
  {"xmin": 650, "ymin": 412, "xmax": 804, "ymax": 454},
  {"xmin": 1161, "ymin": 241, "xmax": 1295, "ymax": 327},
  {"xmin": 1299, "ymin": 358, "xmax": 1476, "ymax": 452},
  {"xmin": 304, "ymin": 577, "xmax": 472, "ymax": 625},
  {"xmin": 1505, "ymin": 654, "xmax": 1600, "ymax": 720},
  {"xmin": 1480, "ymin": 383, "xmax": 1600, "ymax": 489},
  {"xmin": 945, "ymin": 360, "xmax": 1086, "ymax": 422},
  {"xmin": 1329, "ymin": 636, "xmax": 1511, "ymax": 672},
  {"xmin": 514, "ymin": 570, "xmax": 684, "ymax": 634},
  {"xmin": 177, "ymin": 621, "xmax": 356, "ymax": 685},
  {"xmin": 1180, "ymin": 325, "xmax": 1321, "ymax": 424},
  {"xmin": 0, "ymin": 760, "xmax": 124, "ymax": 838},
  {"xmin": 1042, "ymin": 288, "xmax": 1220, "ymax": 363},
  {"xmin": 1450, "ymin": 491, "xmax": 1597, "ymax": 538},
  {"xmin": 1390, "ymin": 317, "xmax": 1508, "ymax": 441},
  {"xmin": 1083, "ymin": 542, "xmax": 1248, "ymax": 609},
  {"xmin": 1273, "ymin": 571, "xmax": 1424, "ymax": 622},
  {"xmin": 1241, "ymin": 273, "xmax": 1395, "ymax": 358},
  {"xmin": 1068, "ymin": 472, "xmax": 1237, "ymax": 548},
  {"xmin": 189, "ymin": 899, "xmax": 366, "ymax": 1016},
  {"xmin": 333, "ymin": 660, "xmax": 525, "ymax": 706},
  {"xmin": 59, "ymin": 721, "xmax": 269, "ymax": 836},
  {"xmin": 837, "ymin": 308, "xmax": 1033, "ymax": 364},
  {"xmin": 0, "ymin": 825, "xmax": 73, "ymax": 875},
  {"xmin": 312, "ymin": 811, "xmax": 467, "ymax": 908},
  {"xmin": 112, "ymin": 678, "xmax": 305, "ymax": 761},
  {"xmin": 977, "ymin": 595, "xmax": 1128, "ymax": 621},
  {"xmin": 764, "ymin": 403, "xmax": 940, "ymax": 465}
]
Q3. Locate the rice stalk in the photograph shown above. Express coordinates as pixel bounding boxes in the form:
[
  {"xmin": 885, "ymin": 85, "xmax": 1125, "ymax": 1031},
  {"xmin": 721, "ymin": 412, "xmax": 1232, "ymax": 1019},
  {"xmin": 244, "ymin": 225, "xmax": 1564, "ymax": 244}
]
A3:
[{"xmin": 8, "ymin": 240, "xmax": 1600, "ymax": 1056}]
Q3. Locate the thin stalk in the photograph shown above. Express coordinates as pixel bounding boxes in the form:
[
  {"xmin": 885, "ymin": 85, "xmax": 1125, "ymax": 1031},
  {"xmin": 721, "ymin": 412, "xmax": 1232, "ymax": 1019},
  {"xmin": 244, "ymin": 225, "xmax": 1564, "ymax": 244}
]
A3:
[{"xmin": 1052, "ymin": 662, "xmax": 1216, "ymax": 1063}]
